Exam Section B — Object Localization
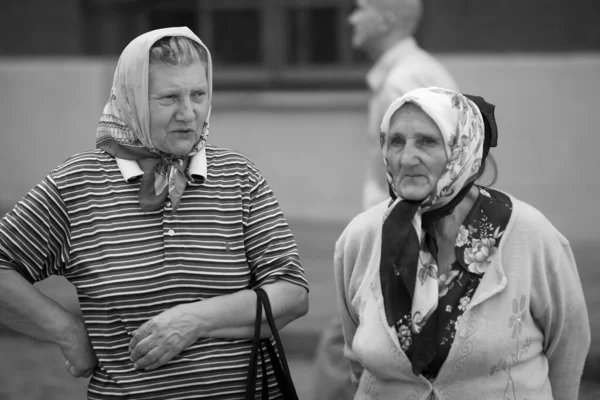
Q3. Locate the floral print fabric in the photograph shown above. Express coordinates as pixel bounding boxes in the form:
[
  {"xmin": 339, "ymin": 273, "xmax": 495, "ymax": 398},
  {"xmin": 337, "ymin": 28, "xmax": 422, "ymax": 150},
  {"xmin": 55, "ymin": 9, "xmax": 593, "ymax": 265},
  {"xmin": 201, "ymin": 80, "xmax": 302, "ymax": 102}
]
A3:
[
  {"xmin": 379, "ymin": 87, "xmax": 486, "ymax": 346},
  {"xmin": 380, "ymin": 87, "xmax": 485, "ymax": 211},
  {"xmin": 393, "ymin": 186, "xmax": 512, "ymax": 379},
  {"xmin": 377, "ymin": 87, "xmax": 490, "ymax": 377}
]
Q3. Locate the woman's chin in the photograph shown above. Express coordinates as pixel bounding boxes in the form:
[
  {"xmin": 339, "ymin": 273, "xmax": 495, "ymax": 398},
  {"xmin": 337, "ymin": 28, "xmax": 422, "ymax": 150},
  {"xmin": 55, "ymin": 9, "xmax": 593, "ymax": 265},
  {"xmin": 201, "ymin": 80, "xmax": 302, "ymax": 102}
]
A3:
[
  {"xmin": 160, "ymin": 142, "xmax": 196, "ymax": 157},
  {"xmin": 397, "ymin": 185, "xmax": 432, "ymax": 201},
  {"xmin": 402, "ymin": 194, "xmax": 428, "ymax": 201}
]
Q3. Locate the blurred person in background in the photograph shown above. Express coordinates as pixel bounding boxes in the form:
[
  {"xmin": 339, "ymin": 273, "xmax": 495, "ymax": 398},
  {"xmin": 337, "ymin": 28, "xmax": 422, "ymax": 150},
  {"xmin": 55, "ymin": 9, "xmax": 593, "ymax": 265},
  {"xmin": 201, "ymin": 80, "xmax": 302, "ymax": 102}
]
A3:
[
  {"xmin": 311, "ymin": 0, "xmax": 458, "ymax": 398},
  {"xmin": 334, "ymin": 87, "xmax": 590, "ymax": 399},
  {"xmin": 0, "ymin": 27, "xmax": 308, "ymax": 399},
  {"xmin": 356, "ymin": 0, "xmax": 459, "ymax": 209}
]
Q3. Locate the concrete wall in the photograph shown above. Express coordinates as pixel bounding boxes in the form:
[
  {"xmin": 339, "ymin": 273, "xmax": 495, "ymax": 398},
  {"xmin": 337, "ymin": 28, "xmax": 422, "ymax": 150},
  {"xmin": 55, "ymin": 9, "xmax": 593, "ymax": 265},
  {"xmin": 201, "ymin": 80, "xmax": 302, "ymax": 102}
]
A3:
[{"xmin": 1, "ymin": 54, "xmax": 599, "ymax": 244}]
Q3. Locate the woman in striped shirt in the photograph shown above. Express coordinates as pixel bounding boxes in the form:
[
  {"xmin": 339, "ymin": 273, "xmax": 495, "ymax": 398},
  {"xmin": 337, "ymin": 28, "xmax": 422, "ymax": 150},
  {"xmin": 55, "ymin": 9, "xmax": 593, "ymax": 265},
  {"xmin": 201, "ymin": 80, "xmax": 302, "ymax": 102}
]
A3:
[{"xmin": 0, "ymin": 27, "xmax": 309, "ymax": 399}]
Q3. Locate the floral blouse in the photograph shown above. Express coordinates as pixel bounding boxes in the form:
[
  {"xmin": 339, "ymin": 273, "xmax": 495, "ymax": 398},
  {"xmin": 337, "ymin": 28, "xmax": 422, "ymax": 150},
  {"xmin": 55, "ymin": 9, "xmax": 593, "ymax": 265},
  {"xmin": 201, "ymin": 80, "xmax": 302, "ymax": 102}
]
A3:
[{"xmin": 393, "ymin": 186, "xmax": 512, "ymax": 380}]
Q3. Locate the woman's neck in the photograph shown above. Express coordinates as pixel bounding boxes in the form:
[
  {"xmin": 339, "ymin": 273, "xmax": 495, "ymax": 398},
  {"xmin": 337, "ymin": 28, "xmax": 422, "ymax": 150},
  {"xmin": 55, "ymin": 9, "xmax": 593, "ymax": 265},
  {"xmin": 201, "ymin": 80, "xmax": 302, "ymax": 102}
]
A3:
[
  {"xmin": 434, "ymin": 186, "xmax": 479, "ymax": 245},
  {"xmin": 429, "ymin": 186, "xmax": 479, "ymax": 275}
]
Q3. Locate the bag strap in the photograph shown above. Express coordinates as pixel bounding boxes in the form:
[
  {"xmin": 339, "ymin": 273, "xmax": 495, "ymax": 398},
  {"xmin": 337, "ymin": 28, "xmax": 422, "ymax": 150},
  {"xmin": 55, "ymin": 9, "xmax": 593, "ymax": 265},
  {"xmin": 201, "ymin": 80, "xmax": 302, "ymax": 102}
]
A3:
[
  {"xmin": 244, "ymin": 290, "xmax": 263, "ymax": 400},
  {"xmin": 259, "ymin": 345, "xmax": 269, "ymax": 400},
  {"xmin": 245, "ymin": 288, "xmax": 300, "ymax": 400},
  {"xmin": 255, "ymin": 288, "xmax": 299, "ymax": 400}
]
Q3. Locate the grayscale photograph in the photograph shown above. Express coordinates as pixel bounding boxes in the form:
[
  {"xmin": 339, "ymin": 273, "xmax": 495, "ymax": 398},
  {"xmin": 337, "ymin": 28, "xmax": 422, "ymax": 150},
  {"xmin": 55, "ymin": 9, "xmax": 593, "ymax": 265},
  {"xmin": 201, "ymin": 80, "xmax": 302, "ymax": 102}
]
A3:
[{"xmin": 0, "ymin": 0, "xmax": 598, "ymax": 399}]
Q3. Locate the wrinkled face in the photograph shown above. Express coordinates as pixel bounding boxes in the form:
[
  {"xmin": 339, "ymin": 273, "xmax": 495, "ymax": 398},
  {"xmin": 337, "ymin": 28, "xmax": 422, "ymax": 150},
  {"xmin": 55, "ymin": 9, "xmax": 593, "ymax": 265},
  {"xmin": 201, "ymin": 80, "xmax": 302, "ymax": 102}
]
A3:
[
  {"xmin": 148, "ymin": 61, "xmax": 209, "ymax": 156},
  {"xmin": 348, "ymin": 0, "xmax": 387, "ymax": 49},
  {"xmin": 386, "ymin": 103, "xmax": 448, "ymax": 201}
]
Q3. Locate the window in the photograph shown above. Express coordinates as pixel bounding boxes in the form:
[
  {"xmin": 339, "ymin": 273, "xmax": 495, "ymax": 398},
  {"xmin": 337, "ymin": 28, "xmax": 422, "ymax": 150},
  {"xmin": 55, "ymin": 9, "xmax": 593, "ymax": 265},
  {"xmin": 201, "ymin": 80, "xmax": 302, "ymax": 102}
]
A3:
[
  {"xmin": 149, "ymin": 8, "xmax": 196, "ymax": 32},
  {"xmin": 73, "ymin": 0, "xmax": 600, "ymax": 72},
  {"xmin": 286, "ymin": 7, "xmax": 339, "ymax": 65},
  {"xmin": 211, "ymin": 9, "xmax": 261, "ymax": 65},
  {"xmin": 80, "ymin": 0, "xmax": 373, "ymax": 88}
]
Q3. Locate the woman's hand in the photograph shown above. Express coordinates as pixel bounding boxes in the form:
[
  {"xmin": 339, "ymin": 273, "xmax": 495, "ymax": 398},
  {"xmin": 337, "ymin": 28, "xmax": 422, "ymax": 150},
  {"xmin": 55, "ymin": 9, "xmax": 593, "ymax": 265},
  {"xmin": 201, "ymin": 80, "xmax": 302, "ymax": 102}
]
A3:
[
  {"xmin": 128, "ymin": 303, "xmax": 199, "ymax": 371},
  {"xmin": 128, "ymin": 281, "xmax": 308, "ymax": 371},
  {"xmin": 60, "ymin": 317, "xmax": 98, "ymax": 378}
]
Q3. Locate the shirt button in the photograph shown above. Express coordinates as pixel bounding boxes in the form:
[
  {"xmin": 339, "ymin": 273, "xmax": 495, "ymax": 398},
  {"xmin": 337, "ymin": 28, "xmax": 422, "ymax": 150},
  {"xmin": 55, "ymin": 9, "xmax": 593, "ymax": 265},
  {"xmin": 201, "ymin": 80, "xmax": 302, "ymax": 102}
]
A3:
[{"xmin": 167, "ymin": 229, "xmax": 175, "ymax": 236}]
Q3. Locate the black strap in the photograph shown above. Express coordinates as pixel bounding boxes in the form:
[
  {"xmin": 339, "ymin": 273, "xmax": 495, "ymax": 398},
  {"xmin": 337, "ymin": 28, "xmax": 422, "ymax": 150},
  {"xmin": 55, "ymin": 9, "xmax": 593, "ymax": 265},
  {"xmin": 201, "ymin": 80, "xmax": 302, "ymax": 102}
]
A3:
[
  {"xmin": 245, "ymin": 291, "xmax": 264, "ymax": 399},
  {"xmin": 245, "ymin": 288, "xmax": 299, "ymax": 400},
  {"xmin": 259, "ymin": 345, "xmax": 268, "ymax": 400},
  {"xmin": 256, "ymin": 288, "xmax": 299, "ymax": 399}
]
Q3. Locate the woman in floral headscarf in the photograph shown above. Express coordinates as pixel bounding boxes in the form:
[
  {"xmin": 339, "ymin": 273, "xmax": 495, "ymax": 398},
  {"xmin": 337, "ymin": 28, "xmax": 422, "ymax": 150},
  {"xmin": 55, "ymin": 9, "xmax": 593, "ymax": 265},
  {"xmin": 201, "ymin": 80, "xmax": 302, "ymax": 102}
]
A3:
[
  {"xmin": 0, "ymin": 27, "xmax": 308, "ymax": 399},
  {"xmin": 334, "ymin": 87, "xmax": 590, "ymax": 399}
]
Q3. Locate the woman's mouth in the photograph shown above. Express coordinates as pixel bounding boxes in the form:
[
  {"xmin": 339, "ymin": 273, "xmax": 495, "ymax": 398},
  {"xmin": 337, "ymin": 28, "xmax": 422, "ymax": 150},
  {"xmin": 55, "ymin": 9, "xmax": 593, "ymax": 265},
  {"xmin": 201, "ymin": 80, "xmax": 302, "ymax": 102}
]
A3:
[{"xmin": 171, "ymin": 129, "xmax": 195, "ymax": 135}]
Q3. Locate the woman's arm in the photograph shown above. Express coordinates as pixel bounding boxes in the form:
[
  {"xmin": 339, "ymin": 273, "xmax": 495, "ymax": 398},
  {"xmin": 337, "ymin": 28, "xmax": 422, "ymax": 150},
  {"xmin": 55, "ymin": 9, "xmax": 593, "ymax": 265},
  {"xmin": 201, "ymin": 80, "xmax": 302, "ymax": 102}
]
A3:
[
  {"xmin": 334, "ymin": 240, "xmax": 364, "ymax": 385},
  {"xmin": 0, "ymin": 176, "xmax": 97, "ymax": 377},
  {"xmin": 530, "ymin": 234, "xmax": 591, "ymax": 400},
  {"xmin": 0, "ymin": 269, "xmax": 97, "ymax": 377},
  {"xmin": 128, "ymin": 280, "xmax": 308, "ymax": 370},
  {"xmin": 195, "ymin": 280, "xmax": 308, "ymax": 338}
]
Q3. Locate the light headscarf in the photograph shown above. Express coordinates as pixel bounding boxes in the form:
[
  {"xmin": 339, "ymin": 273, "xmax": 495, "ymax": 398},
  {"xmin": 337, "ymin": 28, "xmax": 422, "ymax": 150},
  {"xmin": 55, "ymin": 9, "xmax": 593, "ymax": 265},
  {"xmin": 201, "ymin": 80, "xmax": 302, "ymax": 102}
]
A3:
[
  {"xmin": 96, "ymin": 26, "xmax": 212, "ymax": 212},
  {"xmin": 378, "ymin": 87, "xmax": 486, "ymax": 375}
]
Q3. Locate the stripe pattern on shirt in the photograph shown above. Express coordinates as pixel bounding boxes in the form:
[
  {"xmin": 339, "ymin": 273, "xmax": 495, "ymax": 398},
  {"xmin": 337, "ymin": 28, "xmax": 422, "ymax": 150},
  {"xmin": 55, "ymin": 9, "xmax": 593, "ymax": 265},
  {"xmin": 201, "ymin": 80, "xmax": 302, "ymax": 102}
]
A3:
[{"xmin": 0, "ymin": 145, "xmax": 308, "ymax": 399}]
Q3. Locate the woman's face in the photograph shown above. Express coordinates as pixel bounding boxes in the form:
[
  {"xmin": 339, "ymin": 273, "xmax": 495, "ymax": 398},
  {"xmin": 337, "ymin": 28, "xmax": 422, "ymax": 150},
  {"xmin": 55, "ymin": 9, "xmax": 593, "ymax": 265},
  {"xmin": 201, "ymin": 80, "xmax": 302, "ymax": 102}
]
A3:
[
  {"xmin": 386, "ymin": 103, "xmax": 448, "ymax": 201},
  {"xmin": 148, "ymin": 61, "xmax": 209, "ymax": 156}
]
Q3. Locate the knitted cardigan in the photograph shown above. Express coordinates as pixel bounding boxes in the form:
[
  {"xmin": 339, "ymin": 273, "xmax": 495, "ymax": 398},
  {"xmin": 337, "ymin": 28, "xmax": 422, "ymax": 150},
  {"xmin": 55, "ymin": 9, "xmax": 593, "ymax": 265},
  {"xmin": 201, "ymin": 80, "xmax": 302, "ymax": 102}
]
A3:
[{"xmin": 334, "ymin": 194, "xmax": 590, "ymax": 400}]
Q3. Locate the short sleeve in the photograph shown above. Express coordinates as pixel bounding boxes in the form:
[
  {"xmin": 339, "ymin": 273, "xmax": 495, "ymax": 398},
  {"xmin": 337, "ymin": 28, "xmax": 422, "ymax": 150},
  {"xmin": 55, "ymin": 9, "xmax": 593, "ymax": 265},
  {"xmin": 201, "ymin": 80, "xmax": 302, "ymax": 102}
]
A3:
[
  {"xmin": 0, "ymin": 176, "xmax": 71, "ymax": 282},
  {"xmin": 243, "ymin": 163, "xmax": 308, "ymax": 292}
]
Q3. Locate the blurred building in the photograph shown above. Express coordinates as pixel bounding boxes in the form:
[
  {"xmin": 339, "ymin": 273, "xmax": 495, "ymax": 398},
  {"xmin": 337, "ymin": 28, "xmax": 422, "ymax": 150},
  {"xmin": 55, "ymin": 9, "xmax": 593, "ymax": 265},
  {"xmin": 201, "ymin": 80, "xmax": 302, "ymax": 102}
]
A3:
[
  {"xmin": 1, "ymin": 0, "xmax": 599, "ymax": 89},
  {"xmin": 1, "ymin": 0, "xmax": 600, "ymax": 231}
]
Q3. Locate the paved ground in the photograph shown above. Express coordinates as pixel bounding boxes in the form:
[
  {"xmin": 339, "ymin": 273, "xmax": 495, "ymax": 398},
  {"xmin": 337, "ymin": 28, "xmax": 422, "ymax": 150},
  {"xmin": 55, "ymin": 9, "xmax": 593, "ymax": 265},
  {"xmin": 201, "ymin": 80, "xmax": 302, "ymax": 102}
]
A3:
[{"xmin": 0, "ymin": 218, "xmax": 598, "ymax": 399}]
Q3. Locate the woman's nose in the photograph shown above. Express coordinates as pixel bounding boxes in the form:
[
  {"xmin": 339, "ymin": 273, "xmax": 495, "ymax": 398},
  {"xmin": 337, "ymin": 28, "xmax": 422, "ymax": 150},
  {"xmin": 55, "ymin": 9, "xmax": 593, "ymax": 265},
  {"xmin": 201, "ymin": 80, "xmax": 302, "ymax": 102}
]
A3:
[
  {"xmin": 176, "ymin": 97, "xmax": 195, "ymax": 122},
  {"xmin": 399, "ymin": 142, "xmax": 420, "ymax": 167}
]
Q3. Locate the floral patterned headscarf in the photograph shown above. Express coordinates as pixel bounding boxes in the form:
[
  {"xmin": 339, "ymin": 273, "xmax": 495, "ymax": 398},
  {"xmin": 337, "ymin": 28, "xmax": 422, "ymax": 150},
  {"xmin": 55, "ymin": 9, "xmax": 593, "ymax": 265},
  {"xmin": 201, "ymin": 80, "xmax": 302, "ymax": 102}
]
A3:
[
  {"xmin": 380, "ymin": 87, "xmax": 484, "ymax": 211},
  {"xmin": 378, "ymin": 87, "xmax": 485, "ymax": 374},
  {"xmin": 96, "ymin": 26, "xmax": 212, "ymax": 212}
]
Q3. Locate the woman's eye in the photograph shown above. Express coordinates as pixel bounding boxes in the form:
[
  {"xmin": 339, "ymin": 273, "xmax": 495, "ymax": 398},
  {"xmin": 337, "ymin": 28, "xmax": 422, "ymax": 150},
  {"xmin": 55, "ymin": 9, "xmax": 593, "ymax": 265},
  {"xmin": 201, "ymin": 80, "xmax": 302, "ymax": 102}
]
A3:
[
  {"xmin": 420, "ymin": 138, "xmax": 437, "ymax": 147},
  {"xmin": 390, "ymin": 137, "xmax": 404, "ymax": 147}
]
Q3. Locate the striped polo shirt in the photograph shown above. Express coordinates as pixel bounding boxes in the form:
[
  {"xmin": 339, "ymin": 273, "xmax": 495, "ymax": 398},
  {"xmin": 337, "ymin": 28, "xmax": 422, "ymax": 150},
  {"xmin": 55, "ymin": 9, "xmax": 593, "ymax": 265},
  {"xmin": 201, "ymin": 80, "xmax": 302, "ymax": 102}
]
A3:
[{"xmin": 0, "ymin": 145, "xmax": 308, "ymax": 399}]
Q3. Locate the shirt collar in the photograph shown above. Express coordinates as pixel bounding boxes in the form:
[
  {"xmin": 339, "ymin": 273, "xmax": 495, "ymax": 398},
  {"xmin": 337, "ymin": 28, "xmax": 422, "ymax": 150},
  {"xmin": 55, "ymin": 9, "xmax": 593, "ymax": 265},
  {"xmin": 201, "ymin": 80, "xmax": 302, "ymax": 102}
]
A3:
[
  {"xmin": 366, "ymin": 37, "xmax": 418, "ymax": 92},
  {"xmin": 115, "ymin": 147, "xmax": 207, "ymax": 183}
]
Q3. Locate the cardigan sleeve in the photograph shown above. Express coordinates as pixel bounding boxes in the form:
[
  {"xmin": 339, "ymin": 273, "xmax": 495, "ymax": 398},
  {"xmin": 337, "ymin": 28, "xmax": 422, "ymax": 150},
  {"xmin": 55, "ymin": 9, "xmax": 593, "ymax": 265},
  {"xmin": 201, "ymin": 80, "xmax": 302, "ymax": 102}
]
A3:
[
  {"xmin": 333, "ymin": 232, "xmax": 365, "ymax": 385},
  {"xmin": 530, "ymin": 232, "xmax": 591, "ymax": 400}
]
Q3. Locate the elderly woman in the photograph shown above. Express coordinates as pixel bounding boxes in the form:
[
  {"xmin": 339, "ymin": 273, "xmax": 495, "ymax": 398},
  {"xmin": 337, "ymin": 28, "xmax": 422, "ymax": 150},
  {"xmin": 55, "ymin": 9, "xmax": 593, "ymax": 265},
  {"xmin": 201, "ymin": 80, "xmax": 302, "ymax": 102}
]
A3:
[
  {"xmin": 334, "ymin": 87, "xmax": 590, "ymax": 399},
  {"xmin": 0, "ymin": 27, "xmax": 308, "ymax": 399}
]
